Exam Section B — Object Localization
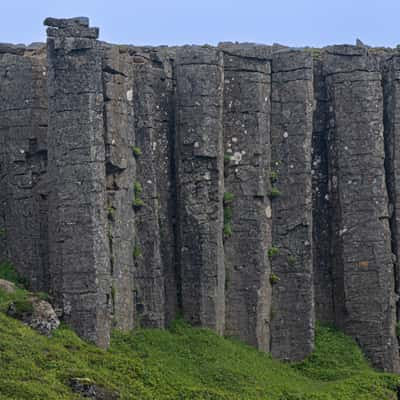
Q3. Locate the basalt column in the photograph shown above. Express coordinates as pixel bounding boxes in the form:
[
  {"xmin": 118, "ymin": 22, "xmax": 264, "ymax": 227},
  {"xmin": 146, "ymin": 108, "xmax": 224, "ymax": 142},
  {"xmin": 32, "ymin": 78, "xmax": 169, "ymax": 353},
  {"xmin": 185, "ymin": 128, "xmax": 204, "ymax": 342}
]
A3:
[
  {"xmin": 270, "ymin": 50, "xmax": 314, "ymax": 361},
  {"xmin": 312, "ymin": 56, "xmax": 334, "ymax": 323},
  {"xmin": 46, "ymin": 18, "xmax": 111, "ymax": 347},
  {"xmin": 175, "ymin": 47, "xmax": 225, "ymax": 333},
  {"xmin": 325, "ymin": 45, "xmax": 399, "ymax": 372},
  {"xmin": 0, "ymin": 44, "xmax": 49, "ymax": 291},
  {"xmin": 131, "ymin": 48, "xmax": 177, "ymax": 327},
  {"xmin": 222, "ymin": 48, "xmax": 272, "ymax": 350},
  {"xmin": 102, "ymin": 45, "xmax": 135, "ymax": 331},
  {"xmin": 383, "ymin": 53, "xmax": 400, "ymax": 325}
]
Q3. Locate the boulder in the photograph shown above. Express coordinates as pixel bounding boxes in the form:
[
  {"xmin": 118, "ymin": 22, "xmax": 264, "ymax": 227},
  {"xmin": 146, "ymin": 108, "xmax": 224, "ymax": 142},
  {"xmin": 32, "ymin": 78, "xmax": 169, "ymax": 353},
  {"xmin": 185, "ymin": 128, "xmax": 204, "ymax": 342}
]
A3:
[
  {"xmin": 69, "ymin": 378, "xmax": 119, "ymax": 399},
  {"xmin": 7, "ymin": 295, "xmax": 60, "ymax": 335},
  {"xmin": 0, "ymin": 279, "xmax": 16, "ymax": 294}
]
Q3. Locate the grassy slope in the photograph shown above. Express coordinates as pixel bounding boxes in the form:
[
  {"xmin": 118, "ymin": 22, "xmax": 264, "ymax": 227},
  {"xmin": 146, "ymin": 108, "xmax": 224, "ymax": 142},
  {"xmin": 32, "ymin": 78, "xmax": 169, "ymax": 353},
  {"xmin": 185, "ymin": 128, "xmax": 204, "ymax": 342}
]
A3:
[{"xmin": 0, "ymin": 263, "xmax": 399, "ymax": 399}]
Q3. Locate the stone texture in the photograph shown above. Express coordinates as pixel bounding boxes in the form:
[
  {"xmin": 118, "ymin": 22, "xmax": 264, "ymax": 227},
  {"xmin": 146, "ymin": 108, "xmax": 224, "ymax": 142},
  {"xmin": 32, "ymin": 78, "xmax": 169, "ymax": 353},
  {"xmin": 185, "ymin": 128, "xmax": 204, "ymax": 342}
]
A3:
[
  {"xmin": 0, "ymin": 278, "xmax": 16, "ymax": 293},
  {"xmin": 69, "ymin": 378, "xmax": 119, "ymax": 399},
  {"xmin": 175, "ymin": 46, "xmax": 225, "ymax": 333},
  {"xmin": 383, "ymin": 53, "xmax": 400, "ymax": 325},
  {"xmin": 102, "ymin": 45, "xmax": 136, "ymax": 331},
  {"xmin": 131, "ymin": 47, "xmax": 177, "ymax": 328},
  {"xmin": 7, "ymin": 295, "xmax": 60, "ymax": 335},
  {"xmin": 4, "ymin": 17, "xmax": 400, "ymax": 372},
  {"xmin": 324, "ymin": 45, "xmax": 400, "ymax": 372},
  {"xmin": 46, "ymin": 20, "xmax": 111, "ymax": 347},
  {"xmin": 0, "ymin": 45, "xmax": 49, "ymax": 291},
  {"xmin": 312, "ymin": 57, "xmax": 334, "ymax": 324},
  {"xmin": 270, "ymin": 50, "xmax": 315, "ymax": 361},
  {"xmin": 222, "ymin": 48, "xmax": 272, "ymax": 350}
]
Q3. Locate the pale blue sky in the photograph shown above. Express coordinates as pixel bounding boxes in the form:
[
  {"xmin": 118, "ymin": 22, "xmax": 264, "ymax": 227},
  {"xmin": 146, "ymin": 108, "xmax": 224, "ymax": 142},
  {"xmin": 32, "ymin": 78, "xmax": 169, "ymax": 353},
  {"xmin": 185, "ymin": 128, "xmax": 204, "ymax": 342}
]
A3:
[{"xmin": 1, "ymin": 0, "xmax": 399, "ymax": 47}]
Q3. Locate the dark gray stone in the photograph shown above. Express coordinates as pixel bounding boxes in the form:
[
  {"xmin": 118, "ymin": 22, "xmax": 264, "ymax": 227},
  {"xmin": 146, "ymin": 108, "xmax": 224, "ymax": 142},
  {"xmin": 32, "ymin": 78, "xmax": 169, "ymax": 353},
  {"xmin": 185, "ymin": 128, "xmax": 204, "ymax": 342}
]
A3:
[
  {"xmin": 324, "ymin": 46, "xmax": 400, "ymax": 372},
  {"xmin": 222, "ymin": 49, "xmax": 272, "ymax": 351},
  {"xmin": 47, "ymin": 20, "xmax": 111, "ymax": 347},
  {"xmin": 175, "ymin": 46, "xmax": 225, "ymax": 334},
  {"xmin": 102, "ymin": 45, "xmax": 136, "ymax": 331},
  {"xmin": 0, "ymin": 47, "xmax": 49, "ymax": 291},
  {"xmin": 312, "ymin": 57, "xmax": 334, "ymax": 324},
  {"xmin": 270, "ymin": 50, "xmax": 315, "ymax": 361}
]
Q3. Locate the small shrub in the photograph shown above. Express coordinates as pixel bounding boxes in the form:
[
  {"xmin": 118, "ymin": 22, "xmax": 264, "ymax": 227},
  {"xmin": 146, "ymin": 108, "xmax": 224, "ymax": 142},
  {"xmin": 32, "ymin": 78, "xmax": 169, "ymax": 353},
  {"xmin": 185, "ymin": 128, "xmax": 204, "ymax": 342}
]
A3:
[
  {"xmin": 269, "ymin": 187, "xmax": 281, "ymax": 199},
  {"xmin": 132, "ymin": 198, "xmax": 145, "ymax": 208},
  {"xmin": 224, "ymin": 154, "xmax": 231, "ymax": 163},
  {"xmin": 396, "ymin": 322, "xmax": 400, "ymax": 337},
  {"xmin": 134, "ymin": 181, "xmax": 143, "ymax": 195},
  {"xmin": 270, "ymin": 273, "xmax": 280, "ymax": 285},
  {"xmin": 0, "ymin": 228, "xmax": 5, "ymax": 237},
  {"xmin": 223, "ymin": 224, "xmax": 232, "ymax": 238},
  {"xmin": 133, "ymin": 245, "xmax": 142, "ymax": 259},
  {"xmin": 268, "ymin": 247, "xmax": 279, "ymax": 259},
  {"xmin": 131, "ymin": 146, "xmax": 142, "ymax": 157},
  {"xmin": 223, "ymin": 192, "xmax": 234, "ymax": 204},
  {"xmin": 133, "ymin": 182, "xmax": 144, "ymax": 209}
]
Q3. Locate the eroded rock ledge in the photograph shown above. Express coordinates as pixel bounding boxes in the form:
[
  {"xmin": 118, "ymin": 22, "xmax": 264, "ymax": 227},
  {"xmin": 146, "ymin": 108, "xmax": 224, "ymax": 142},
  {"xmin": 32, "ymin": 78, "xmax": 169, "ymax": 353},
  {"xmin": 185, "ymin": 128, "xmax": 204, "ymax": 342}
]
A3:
[{"xmin": 1, "ymin": 17, "xmax": 400, "ymax": 372}]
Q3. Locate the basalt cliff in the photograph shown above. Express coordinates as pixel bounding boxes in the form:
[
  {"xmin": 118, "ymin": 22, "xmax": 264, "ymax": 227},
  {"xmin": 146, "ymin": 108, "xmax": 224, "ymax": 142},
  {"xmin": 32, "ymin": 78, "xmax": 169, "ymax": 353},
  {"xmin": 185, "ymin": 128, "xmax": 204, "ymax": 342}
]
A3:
[{"xmin": 1, "ymin": 17, "xmax": 400, "ymax": 373}]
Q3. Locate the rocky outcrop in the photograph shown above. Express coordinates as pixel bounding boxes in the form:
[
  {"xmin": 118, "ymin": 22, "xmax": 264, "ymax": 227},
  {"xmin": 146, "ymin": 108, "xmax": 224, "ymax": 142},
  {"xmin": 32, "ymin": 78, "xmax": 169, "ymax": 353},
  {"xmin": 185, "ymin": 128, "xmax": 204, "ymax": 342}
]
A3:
[
  {"xmin": 324, "ymin": 46, "xmax": 399, "ymax": 371},
  {"xmin": 0, "ymin": 43, "xmax": 48, "ymax": 292},
  {"xmin": 270, "ymin": 50, "xmax": 314, "ymax": 361},
  {"xmin": 46, "ymin": 18, "xmax": 111, "ymax": 347},
  {"xmin": 7, "ymin": 295, "xmax": 60, "ymax": 335},
  {"xmin": 221, "ymin": 45, "xmax": 272, "ymax": 351},
  {"xmin": 3, "ymin": 17, "xmax": 400, "ymax": 372},
  {"xmin": 175, "ymin": 46, "xmax": 225, "ymax": 334}
]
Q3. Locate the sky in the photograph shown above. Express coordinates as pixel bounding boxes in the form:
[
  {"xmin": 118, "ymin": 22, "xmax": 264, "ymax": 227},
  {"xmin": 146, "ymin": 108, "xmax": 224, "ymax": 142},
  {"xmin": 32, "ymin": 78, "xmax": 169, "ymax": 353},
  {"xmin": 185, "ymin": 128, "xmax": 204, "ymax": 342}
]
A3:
[{"xmin": 1, "ymin": 0, "xmax": 399, "ymax": 48}]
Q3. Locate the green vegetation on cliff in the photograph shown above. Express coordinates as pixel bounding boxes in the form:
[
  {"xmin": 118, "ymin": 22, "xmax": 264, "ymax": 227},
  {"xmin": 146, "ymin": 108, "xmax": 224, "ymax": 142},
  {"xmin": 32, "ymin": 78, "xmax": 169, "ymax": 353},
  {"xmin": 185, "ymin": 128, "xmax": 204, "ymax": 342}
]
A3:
[{"xmin": 0, "ymin": 273, "xmax": 399, "ymax": 399}]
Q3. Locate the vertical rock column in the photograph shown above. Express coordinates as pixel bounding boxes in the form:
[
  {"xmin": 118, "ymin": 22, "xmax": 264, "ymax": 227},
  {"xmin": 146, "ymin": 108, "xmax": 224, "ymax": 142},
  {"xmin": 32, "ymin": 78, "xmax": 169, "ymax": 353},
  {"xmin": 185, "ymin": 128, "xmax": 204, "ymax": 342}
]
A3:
[
  {"xmin": 0, "ymin": 44, "xmax": 49, "ymax": 290},
  {"xmin": 383, "ymin": 53, "xmax": 400, "ymax": 325},
  {"xmin": 222, "ymin": 48, "xmax": 272, "ymax": 350},
  {"xmin": 325, "ymin": 45, "xmax": 399, "ymax": 372},
  {"xmin": 131, "ymin": 48, "xmax": 176, "ymax": 328},
  {"xmin": 312, "ymin": 56, "xmax": 334, "ymax": 323},
  {"xmin": 270, "ymin": 50, "xmax": 314, "ymax": 361},
  {"xmin": 102, "ymin": 45, "xmax": 135, "ymax": 331},
  {"xmin": 46, "ymin": 18, "xmax": 111, "ymax": 347},
  {"xmin": 175, "ymin": 47, "xmax": 225, "ymax": 333}
]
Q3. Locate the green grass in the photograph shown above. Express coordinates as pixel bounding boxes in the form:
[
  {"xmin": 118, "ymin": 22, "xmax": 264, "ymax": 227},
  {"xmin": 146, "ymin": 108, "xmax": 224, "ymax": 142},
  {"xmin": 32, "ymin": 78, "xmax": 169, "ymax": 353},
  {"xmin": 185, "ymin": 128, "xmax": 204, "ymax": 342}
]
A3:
[{"xmin": 0, "ymin": 283, "xmax": 399, "ymax": 399}]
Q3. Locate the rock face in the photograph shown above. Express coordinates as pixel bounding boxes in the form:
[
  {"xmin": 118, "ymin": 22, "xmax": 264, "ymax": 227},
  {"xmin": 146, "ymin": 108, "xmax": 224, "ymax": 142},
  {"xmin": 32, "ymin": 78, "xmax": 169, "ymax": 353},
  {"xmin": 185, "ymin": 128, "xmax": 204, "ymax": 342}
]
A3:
[
  {"xmin": 3, "ymin": 17, "xmax": 400, "ymax": 372},
  {"xmin": 270, "ymin": 50, "xmax": 314, "ymax": 361},
  {"xmin": 46, "ymin": 20, "xmax": 111, "ymax": 347}
]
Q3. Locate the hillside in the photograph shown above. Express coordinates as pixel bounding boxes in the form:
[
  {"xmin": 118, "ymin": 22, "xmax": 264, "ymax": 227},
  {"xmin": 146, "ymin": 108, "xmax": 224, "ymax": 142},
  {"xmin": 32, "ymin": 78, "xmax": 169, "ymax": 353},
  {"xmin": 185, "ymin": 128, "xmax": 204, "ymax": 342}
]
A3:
[{"xmin": 0, "ymin": 280, "xmax": 399, "ymax": 399}]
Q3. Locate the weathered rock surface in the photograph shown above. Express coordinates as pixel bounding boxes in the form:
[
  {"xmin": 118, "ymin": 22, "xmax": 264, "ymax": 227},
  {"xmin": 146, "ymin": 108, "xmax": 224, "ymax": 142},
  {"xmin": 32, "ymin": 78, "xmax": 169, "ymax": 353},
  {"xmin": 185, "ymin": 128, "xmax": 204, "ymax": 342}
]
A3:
[
  {"xmin": 175, "ymin": 46, "xmax": 225, "ymax": 333},
  {"xmin": 3, "ymin": 17, "xmax": 400, "ymax": 373},
  {"xmin": 7, "ymin": 295, "xmax": 60, "ymax": 335},
  {"xmin": 222, "ymin": 46, "xmax": 272, "ymax": 351},
  {"xmin": 270, "ymin": 50, "xmax": 315, "ymax": 361},
  {"xmin": 324, "ymin": 45, "xmax": 400, "ymax": 372},
  {"xmin": 0, "ymin": 279, "xmax": 16, "ymax": 293},
  {"xmin": 46, "ymin": 18, "xmax": 111, "ymax": 347},
  {"xmin": 69, "ymin": 378, "xmax": 119, "ymax": 399}
]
